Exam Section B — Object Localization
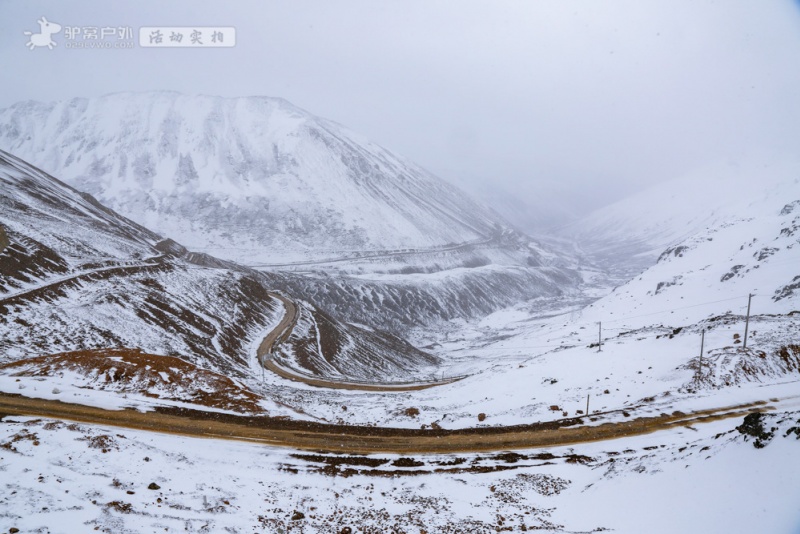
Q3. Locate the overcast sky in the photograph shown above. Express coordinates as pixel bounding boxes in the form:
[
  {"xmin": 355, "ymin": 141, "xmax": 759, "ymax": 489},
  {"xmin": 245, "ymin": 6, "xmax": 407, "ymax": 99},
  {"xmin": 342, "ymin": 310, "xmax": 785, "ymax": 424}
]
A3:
[{"xmin": 2, "ymin": 0, "xmax": 800, "ymax": 230}]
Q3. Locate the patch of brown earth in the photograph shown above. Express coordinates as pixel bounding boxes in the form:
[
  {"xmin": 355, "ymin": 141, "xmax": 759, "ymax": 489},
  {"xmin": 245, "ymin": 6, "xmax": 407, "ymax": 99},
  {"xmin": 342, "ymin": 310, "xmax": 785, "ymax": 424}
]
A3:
[{"xmin": 0, "ymin": 348, "xmax": 264, "ymax": 413}]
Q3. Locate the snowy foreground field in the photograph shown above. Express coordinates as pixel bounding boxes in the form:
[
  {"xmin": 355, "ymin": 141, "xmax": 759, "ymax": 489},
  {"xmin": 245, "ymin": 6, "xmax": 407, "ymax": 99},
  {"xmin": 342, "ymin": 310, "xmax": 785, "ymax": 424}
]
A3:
[{"xmin": 1, "ymin": 408, "xmax": 799, "ymax": 533}]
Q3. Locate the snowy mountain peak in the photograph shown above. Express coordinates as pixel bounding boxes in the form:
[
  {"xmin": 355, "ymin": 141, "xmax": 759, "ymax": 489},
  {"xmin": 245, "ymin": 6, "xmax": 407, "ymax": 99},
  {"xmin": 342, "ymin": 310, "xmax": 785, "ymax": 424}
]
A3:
[{"xmin": 0, "ymin": 92, "xmax": 509, "ymax": 264}]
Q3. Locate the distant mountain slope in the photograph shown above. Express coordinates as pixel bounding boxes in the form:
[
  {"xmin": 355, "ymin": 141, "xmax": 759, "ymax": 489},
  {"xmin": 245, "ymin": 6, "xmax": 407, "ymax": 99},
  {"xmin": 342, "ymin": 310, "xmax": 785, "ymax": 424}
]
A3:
[
  {"xmin": 576, "ymin": 177, "xmax": 800, "ymax": 329},
  {"xmin": 560, "ymin": 159, "xmax": 800, "ymax": 277},
  {"xmin": 0, "ymin": 92, "xmax": 512, "ymax": 264},
  {"xmin": 268, "ymin": 263, "xmax": 578, "ymax": 333}
]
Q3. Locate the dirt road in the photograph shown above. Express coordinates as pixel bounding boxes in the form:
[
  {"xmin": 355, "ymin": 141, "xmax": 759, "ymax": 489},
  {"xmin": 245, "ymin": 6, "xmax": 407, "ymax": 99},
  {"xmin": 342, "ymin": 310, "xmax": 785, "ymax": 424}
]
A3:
[
  {"xmin": 256, "ymin": 293, "xmax": 464, "ymax": 392},
  {"xmin": 0, "ymin": 392, "xmax": 769, "ymax": 454},
  {"xmin": 0, "ymin": 260, "xmax": 165, "ymax": 307},
  {"xmin": 256, "ymin": 293, "xmax": 298, "ymax": 359},
  {"xmin": 250, "ymin": 237, "xmax": 495, "ymax": 269},
  {"xmin": 263, "ymin": 357, "xmax": 462, "ymax": 391}
]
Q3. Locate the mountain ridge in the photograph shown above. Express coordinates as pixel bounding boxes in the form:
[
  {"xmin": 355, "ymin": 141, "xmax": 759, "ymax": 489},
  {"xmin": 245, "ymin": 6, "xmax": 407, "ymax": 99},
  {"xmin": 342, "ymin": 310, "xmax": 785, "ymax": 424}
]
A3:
[{"xmin": 0, "ymin": 92, "xmax": 515, "ymax": 265}]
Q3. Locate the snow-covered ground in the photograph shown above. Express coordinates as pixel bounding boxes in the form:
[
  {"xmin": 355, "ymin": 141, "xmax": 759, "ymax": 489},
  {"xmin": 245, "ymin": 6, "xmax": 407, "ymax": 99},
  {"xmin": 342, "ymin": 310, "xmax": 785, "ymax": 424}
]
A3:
[
  {"xmin": 1, "ymin": 99, "xmax": 799, "ymax": 531},
  {"xmin": 2, "ymin": 409, "xmax": 798, "ymax": 533}
]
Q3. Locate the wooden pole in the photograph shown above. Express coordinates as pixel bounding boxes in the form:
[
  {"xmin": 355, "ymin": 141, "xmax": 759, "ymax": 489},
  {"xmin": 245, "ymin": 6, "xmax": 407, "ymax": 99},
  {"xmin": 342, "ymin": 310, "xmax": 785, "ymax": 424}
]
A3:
[
  {"xmin": 743, "ymin": 293, "xmax": 752, "ymax": 349},
  {"xmin": 586, "ymin": 394, "xmax": 590, "ymax": 416},
  {"xmin": 598, "ymin": 322, "xmax": 602, "ymax": 353},
  {"xmin": 698, "ymin": 329, "xmax": 705, "ymax": 380}
]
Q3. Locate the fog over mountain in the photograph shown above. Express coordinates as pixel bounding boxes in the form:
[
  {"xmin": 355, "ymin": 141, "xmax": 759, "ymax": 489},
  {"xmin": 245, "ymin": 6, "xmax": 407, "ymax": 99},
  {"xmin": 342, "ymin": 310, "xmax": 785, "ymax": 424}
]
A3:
[
  {"xmin": 2, "ymin": 3, "xmax": 800, "ymax": 532},
  {"xmin": 0, "ymin": 92, "xmax": 524, "ymax": 265}
]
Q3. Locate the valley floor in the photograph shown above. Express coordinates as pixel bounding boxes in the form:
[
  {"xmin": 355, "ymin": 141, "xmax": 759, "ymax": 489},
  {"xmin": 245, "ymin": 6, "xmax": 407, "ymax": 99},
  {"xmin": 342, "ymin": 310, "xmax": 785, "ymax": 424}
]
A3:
[{"xmin": 2, "ymin": 280, "xmax": 799, "ymax": 531}]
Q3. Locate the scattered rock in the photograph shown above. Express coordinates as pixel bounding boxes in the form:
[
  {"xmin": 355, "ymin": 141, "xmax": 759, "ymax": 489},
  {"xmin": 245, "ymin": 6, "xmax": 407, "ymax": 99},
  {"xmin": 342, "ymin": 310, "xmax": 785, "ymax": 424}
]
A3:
[
  {"xmin": 780, "ymin": 200, "xmax": 800, "ymax": 215},
  {"xmin": 657, "ymin": 245, "xmax": 689, "ymax": 262},
  {"xmin": 106, "ymin": 501, "xmax": 132, "ymax": 513},
  {"xmin": 565, "ymin": 454, "xmax": 594, "ymax": 465},
  {"xmin": 655, "ymin": 276, "xmax": 682, "ymax": 294},
  {"xmin": 291, "ymin": 510, "xmax": 305, "ymax": 521},
  {"xmin": 720, "ymin": 265, "xmax": 745, "ymax": 282},
  {"xmin": 736, "ymin": 412, "xmax": 775, "ymax": 448},
  {"xmin": 494, "ymin": 452, "xmax": 525, "ymax": 463},
  {"xmin": 147, "ymin": 482, "xmax": 161, "ymax": 490},
  {"xmin": 774, "ymin": 276, "xmax": 800, "ymax": 301},
  {"xmin": 477, "ymin": 413, "xmax": 486, "ymax": 422},
  {"xmin": 392, "ymin": 457, "xmax": 424, "ymax": 468}
]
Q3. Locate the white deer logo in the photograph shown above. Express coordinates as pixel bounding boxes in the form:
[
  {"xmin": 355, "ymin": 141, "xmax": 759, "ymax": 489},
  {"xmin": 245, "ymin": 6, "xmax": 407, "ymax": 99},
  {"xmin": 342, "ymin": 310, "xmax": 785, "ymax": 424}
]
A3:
[{"xmin": 24, "ymin": 17, "xmax": 62, "ymax": 50}]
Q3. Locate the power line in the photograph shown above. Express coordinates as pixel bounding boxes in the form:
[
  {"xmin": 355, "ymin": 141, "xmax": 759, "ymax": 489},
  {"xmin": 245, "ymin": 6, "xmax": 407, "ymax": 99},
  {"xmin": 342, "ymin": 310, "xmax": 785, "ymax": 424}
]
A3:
[
  {"xmin": 450, "ymin": 293, "xmax": 771, "ymax": 354},
  {"xmin": 598, "ymin": 295, "xmax": 751, "ymax": 324}
]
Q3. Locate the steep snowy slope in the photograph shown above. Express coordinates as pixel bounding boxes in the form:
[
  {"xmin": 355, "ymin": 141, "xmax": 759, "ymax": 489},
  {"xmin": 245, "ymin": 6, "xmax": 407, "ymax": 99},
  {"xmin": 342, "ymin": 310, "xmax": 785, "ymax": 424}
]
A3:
[
  {"xmin": 0, "ymin": 150, "xmax": 160, "ymax": 257},
  {"xmin": 405, "ymin": 172, "xmax": 800, "ymax": 432},
  {"xmin": 0, "ymin": 149, "xmax": 284, "ymax": 375},
  {"xmin": 0, "ymin": 150, "xmax": 160, "ymax": 295},
  {"xmin": 0, "ymin": 92, "xmax": 514, "ymax": 264},
  {"xmin": 0, "ymin": 151, "xmax": 441, "ymax": 384},
  {"xmin": 267, "ymin": 262, "xmax": 578, "ymax": 334}
]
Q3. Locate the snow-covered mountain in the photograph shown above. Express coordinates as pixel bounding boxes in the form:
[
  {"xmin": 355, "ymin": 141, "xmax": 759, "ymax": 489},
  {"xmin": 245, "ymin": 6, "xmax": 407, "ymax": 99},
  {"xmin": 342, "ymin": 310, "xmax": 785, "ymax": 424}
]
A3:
[
  {"xmin": 0, "ymin": 92, "xmax": 514, "ymax": 265},
  {"xmin": 570, "ymin": 163, "xmax": 800, "ymax": 328},
  {"xmin": 0, "ymin": 150, "xmax": 440, "ymax": 382},
  {"xmin": 561, "ymin": 159, "xmax": 800, "ymax": 278}
]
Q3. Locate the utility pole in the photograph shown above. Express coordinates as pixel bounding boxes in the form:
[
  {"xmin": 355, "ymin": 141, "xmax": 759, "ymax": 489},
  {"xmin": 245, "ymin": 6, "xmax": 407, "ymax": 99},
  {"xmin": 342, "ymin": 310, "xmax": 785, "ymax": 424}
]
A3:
[
  {"xmin": 698, "ymin": 328, "xmax": 705, "ymax": 380},
  {"xmin": 743, "ymin": 293, "xmax": 753, "ymax": 349},
  {"xmin": 586, "ymin": 394, "xmax": 590, "ymax": 417},
  {"xmin": 597, "ymin": 322, "xmax": 602, "ymax": 353}
]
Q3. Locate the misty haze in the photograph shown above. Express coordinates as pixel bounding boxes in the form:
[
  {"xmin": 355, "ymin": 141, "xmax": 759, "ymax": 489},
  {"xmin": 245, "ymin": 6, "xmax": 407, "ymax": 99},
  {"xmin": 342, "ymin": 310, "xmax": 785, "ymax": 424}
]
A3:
[{"xmin": 1, "ymin": 2, "xmax": 799, "ymax": 533}]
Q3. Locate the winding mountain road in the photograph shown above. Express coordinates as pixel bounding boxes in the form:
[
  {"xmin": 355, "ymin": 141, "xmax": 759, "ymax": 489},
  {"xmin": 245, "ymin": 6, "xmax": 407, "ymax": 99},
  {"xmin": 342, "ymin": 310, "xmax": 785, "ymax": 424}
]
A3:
[
  {"xmin": 250, "ymin": 236, "xmax": 495, "ymax": 269},
  {"xmin": 0, "ymin": 258, "xmax": 165, "ymax": 306},
  {"xmin": 256, "ymin": 293, "xmax": 299, "ymax": 361},
  {"xmin": 255, "ymin": 293, "xmax": 465, "ymax": 392}
]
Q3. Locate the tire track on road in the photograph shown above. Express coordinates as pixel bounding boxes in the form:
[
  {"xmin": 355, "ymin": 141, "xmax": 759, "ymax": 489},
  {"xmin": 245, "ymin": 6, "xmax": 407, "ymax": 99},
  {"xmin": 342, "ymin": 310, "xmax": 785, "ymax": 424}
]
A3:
[{"xmin": 0, "ymin": 392, "xmax": 772, "ymax": 454}]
